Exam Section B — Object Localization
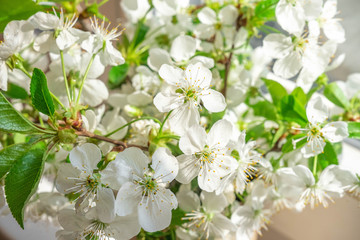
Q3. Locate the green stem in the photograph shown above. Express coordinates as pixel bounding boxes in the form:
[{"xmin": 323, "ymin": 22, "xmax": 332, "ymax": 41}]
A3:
[
  {"xmin": 50, "ymin": 92, "xmax": 66, "ymax": 110},
  {"xmin": 312, "ymin": 155, "xmax": 318, "ymax": 176},
  {"xmin": 97, "ymin": 0, "xmax": 109, "ymax": 7},
  {"xmin": 156, "ymin": 135, "xmax": 180, "ymax": 141},
  {"xmin": 60, "ymin": 50, "xmax": 72, "ymax": 105},
  {"xmin": 105, "ymin": 116, "xmax": 161, "ymax": 137},
  {"xmin": 159, "ymin": 110, "xmax": 173, "ymax": 135},
  {"xmin": 18, "ymin": 65, "xmax": 32, "ymax": 78},
  {"xmin": 76, "ymin": 54, "xmax": 96, "ymax": 105}
]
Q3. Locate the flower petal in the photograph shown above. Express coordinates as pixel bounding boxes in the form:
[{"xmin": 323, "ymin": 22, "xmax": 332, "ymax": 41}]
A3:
[
  {"xmin": 176, "ymin": 154, "xmax": 200, "ymax": 184},
  {"xmin": 159, "ymin": 64, "xmax": 184, "ymax": 86},
  {"xmin": 273, "ymin": 51, "xmax": 302, "ymax": 79},
  {"xmin": 179, "ymin": 124, "xmax": 207, "ymax": 155},
  {"xmin": 322, "ymin": 121, "xmax": 349, "ymax": 142},
  {"xmin": 115, "ymin": 147, "xmax": 150, "ymax": 177},
  {"xmin": 151, "ymin": 147, "xmax": 179, "ymax": 183},
  {"xmin": 306, "ymin": 96, "xmax": 328, "ymax": 124},
  {"xmin": 207, "ymin": 119, "xmax": 232, "ymax": 148},
  {"xmin": 170, "ymin": 35, "xmax": 197, "ymax": 62},
  {"xmin": 115, "ymin": 182, "xmax": 142, "ymax": 216},
  {"xmin": 200, "ymin": 89, "xmax": 226, "ymax": 113},
  {"xmin": 198, "ymin": 7, "xmax": 217, "ymax": 25},
  {"xmin": 219, "ymin": 5, "xmax": 238, "ymax": 25},
  {"xmin": 201, "ymin": 191, "xmax": 228, "ymax": 212},
  {"xmin": 69, "ymin": 143, "xmax": 102, "ymax": 172},
  {"xmin": 276, "ymin": 0, "xmax": 305, "ymax": 34},
  {"xmin": 147, "ymin": 48, "xmax": 172, "ymax": 71}
]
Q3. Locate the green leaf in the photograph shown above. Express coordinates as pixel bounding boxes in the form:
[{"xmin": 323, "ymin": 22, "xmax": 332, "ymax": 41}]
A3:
[
  {"xmin": 131, "ymin": 21, "xmax": 150, "ymax": 49},
  {"xmin": 271, "ymin": 124, "xmax": 286, "ymax": 148},
  {"xmin": 0, "ymin": 0, "xmax": 44, "ymax": 32},
  {"xmin": 324, "ymin": 82, "xmax": 351, "ymax": 110},
  {"xmin": 108, "ymin": 63, "xmax": 129, "ymax": 89},
  {"xmin": 280, "ymin": 95, "xmax": 307, "ymax": 126},
  {"xmin": 5, "ymin": 83, "xmax": 28, "ymax": 100},
  {"xmin": 263, "ymin": 78, "xmax": 288, "ymax": 107},
  {"xmin": 166, "ymin": 143, "xmax": 183, "ymax": 157},
  {"xmin": 0, "ymin": 143, "xmax": 31, "ymax": 179},
  {"xmin": 246, "ymin": 123, "xmax": 265, "ymax": 141},
  {"xmin": 254, "ymin": 0, "xmax": 279, "ymax": 19},
  {"xmin": 0, "ymin": 92, "xmax": 40, "ymax": 133},
  {"xmin": 30, "ymin": 68, "xmax": 55, "ymax": 116},
  {"xmin": 281, "ymin": 133, "xmax": 307, "ymax": 153},
  {"xmin": 171, "ymin": 207, "xmax": 186, "ymax": 226},
  {"xmin": 347, "ymin": 122, "xmax": 360, "ymax": 139},
  {"xmin": 252, "ymin": 101, "xmax": 278, "ymax": 121},
  {"xmin": 291, "ymin": 87, "xmax": 307, "ymax": 106},
  {"xmin": 5, "ymin": 142, "xmax": 46, "ymax": 228}
]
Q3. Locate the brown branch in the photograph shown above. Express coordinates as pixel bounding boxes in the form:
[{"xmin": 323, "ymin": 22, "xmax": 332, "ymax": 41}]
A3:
[{"xmin": 75, "ymin": 130, "xmax": 148, "ymax": 151}]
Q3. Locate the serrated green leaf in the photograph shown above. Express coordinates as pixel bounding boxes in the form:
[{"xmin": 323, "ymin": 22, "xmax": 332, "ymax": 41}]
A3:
[
  {"xmin": 5, "ymin": 142, "xmax": 46, "ymax": 229},
  {"xmin": 108, "ymin": 63, "xmax": 129, "ymax": 89},
  {"xmin": 347, "ymin": 122, "xmax": 360, "ymax": 139},
  {"xmin": 263, "ymin": 78, "xmax": 288, "ymax": 107},
  {"xmin": 324, "ymin": 82, "xmax": 351, "ymax": 110},
  {"xmin": 0, "ymin": 143, "xmax": 31, "ymax": 179},
  {"xmin": 4, "ymin": 83, "xmax": 28, "ymax": 100},
  {"xmin": 30, "ymin": 68, "xmax": 55, "ymax": 116},
  {"xmin": 0, "ymin": 92, "xmax": 40, "ymax": 133},
  {"xmin": 0, "ymin": 0, "xmax": 44, "ymax": 32}
]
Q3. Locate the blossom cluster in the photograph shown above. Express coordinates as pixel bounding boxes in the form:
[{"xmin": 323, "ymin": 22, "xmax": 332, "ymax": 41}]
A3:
[{"xmin": 0, "ymin": 0, "xmax": 359, "ymax": 240}]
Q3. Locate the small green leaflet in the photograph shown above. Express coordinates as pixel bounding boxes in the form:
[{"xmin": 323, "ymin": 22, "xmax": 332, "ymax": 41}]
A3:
[
  {"xmin": 0, "ymin": 143, "xmax": 31, "ymax": 179},
  {"xmin": 0, "ymin": 92, "xmax": 41, "ymax": 134},
  {"xmin": 5, "ymin": 142, "xmax": 46, "ymax": 229},
  {"xmin": 108, "ymin": 63, "xmax": 129, "ymax": 89},
  {"xmin": 30, "ymin": 68, "xmax": 55, "ymax": 117},
  {"xmin": 324, "ymin": 82, "xmax": 351, "ymax": 110},
  {"xmin": 262, "ymin": 78, "xmax": 288, "ymax": 107},
  {"xmin": 347, "ymin": 122, "xmax": 360, "ymax": 139}
]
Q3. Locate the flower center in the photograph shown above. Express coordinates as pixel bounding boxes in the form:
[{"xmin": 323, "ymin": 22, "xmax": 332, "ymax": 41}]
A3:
[
  {"xmin": 176, "ymin": 87, "xmax": 199, "ymax": 103},
  {"xmin": 137, "ymin": 173, "xmax": 158, "ymax": 196}
]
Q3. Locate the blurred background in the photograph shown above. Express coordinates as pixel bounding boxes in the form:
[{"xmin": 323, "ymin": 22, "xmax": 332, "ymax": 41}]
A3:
[{"xmin": 0, "ymin": 0, "xmax": 359, "ymax": 239}]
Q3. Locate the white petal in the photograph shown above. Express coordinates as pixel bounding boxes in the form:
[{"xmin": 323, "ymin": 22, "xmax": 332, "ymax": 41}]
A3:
[
  {"xmin": 110, "ymin": 213, "xmax": 141, "ymax": 240},
  {"xmin": 207, "ymin": 119, "xmax": 232, "ymax": 148},
  {"xmin": 58, "ymin": 209, "xmax": 89, "ymax": 232},
  {"xmin": 219, "ymin": 5, "xmax": 238, "ymax": 25},
  {"xmin": 176, "ymin": 154, "xmax": 200, "ymax": 184},
  {"xmin": 170, "ymin": 35, "xmax": 197, "ymax": 62},
  {"xmin": 188, "ymin": 56, "xmax": 214, "ymax": 69},
  {"xmin": 292, "ymin": 165, "xmax": 315, "ymax": 187},
  {"xmin": 211, "ymin": 213, "xmax": 237, "ymax": 237},
  {"xmin": 96, "ymin": 188, "xmax": 116, "ymax": 223},
  {"xmin": 185, "ymin": 62, "xmax": 212, "ymax": 89},
  {"xmin": 200, "ymin": 191, "xmax": 228, "ymax": 212},
  {"xmin": 323, "ymin": 20, "xmax": 345, "ymax": 43},
  {"xmin": 301, "ymin": 0, "xmax": 323, "ymax": 20},
  {"xmin": 33, "ymin": 31, "xmax": 54, "ymax": 53},
  {"xmin": 153, "ymin": 0, "xmax": 177, "ymax": 16},
  {"xmin": 147, "ymin": 48, "xmax": 172, "ymax": 71},
  {"xmin": 0, "ymin": 62, "xmax": 8, "ymax": 91},
  {"xmin": 194, "ymin": 24, "xmax": 216, "ymax": 39},
  {"xmin": 179, "ymin": 124, "xmax": 207, "ymax": 155},
  {"xmin": 198, "ymin": 7, "xmax": 217, "ymax": 25},
  {"xmin": 138, "ymin": 189, "xmax": 175, "ymax": 232},
  {"xmin": 101, "ymin": 158, "xmax": 133, "ymax": 190},
  {"xmin": 82, "ymin": 79, "xmax": 109, "ymax": 106},
  {"xmin": 346, "ymin": 73, "xmax": 360, "ymax": 98},
  {"xmin": 273, "ymin": 51, "xmax": 302, "ymax": 78},
  {"xmin": 263, "ymin": 33, "xmax": 292, "ymax": 58},
  {"xmin": 153, "ymin": 92, "xmax": 183, "ymax": 112},
  {"xmin": 301, "ymin": 137, "xmax": 326, "ymax": 157},
  {"xmin": 200, "ymin": 89, "xmax": 226, "ymax": 112},
  {"xmin": 102, "ymin": 109, "xmax": 128, "ymax": 139},
  {"xmin": 56, "ymin": 30, "xmax": 78, "ymax": 50},
  {"xmin": 29, "ymin": 12, "xmax": 60, "ymax": 30},
  {"xmin": 55, "ymin": 163, "xmax": 81, "ymax": 194},
  {"xmin": 322, "ymin": 121, "xmax": 349, "ymax": 142},
  {"xmin": 101, "ymin": 42, "xmax": 125, "ymax": 66},
  {"xmin": 168, "ymin": 102, "xmax": 200, "ymax": 135},
  {"xmin": 115, "ymin": 182, "xmax": 142, "ymax": 216},
  {"xmin": 159, "ymin": 64, "xmax": 184, "ymax": 86},
  {"xmin": 276, "ymin": 0, "xmax": 305, "ymax": 34},
  {"xmin": 151, "ymin": 147, "xmax": 179, "ymax": 183},
  {"xmin": 69, "ymin": 143, "xmax": 102, "ymax": 172},
  {"xmin": 115, "ymin": 147, "xmax": 150, "ymax": 177},
  {"xmin": 306, "ymin": 96, "xmax": 328, "ymax": 124},
  {"xmin": 177, "ymin": 188, "xmax": 201, "ymax": 212},
  {"xmin": 127, "ymin": 91, "xmax": 153, "ymax": 106}
]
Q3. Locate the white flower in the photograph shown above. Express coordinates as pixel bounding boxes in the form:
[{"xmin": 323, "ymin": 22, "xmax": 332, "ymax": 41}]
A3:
[
  {"xmin": 82, "ymin": 17, "xmax": 125, "ymax": 66},
  {"xmin": 309, "ymin": 0, "xmax": 345, "ymax": 44},
  {"xmin": 216, "ymin": 130, "xmax": 262, "ymax": 195},
  {"xmin": 114, "ymin": 147, "xmax": 178, "ymax": 232},
  {"xmin": 153, "ymin": 62, "xmax": 226, "ymax": 134},
  {"xmin": 177, "ymin": 186, "xmax": 236, "ymax": 239},
  {"xmin": 153, "ymin": 0, "xmax": 190, "ymax": 17},
  {"xmin": 291, "ymin": 165, "xmax": 345, "ymax": 209},
  {"xmin": 147, "ymin": 35, "xmax": 214, "ymax": 72},
  {"xmin": 56, "ymin": 143, "xmax": 108, "ymax": 208},
  {"xmin": 120, "ymin": 0, "xmax": 151, "ymax": 23},
  {"xmin": 194, "ymin": 5, "xmax": 238, "ymax": 40},
  {"xmin": 328, "ymin": 166, "xmax": 360, "ymax": 198},
  {"xmin": 176, "ymin": 120, "xmax": 238, "ymax": 192},
  {"xmin": 30, "ymin": 9, "xmax": 84, "ymax": 52},
  {"xmin": 292, "ymin": 96, "xmax": 348, "ymax": 157},
  {"xmin": 57, "ymin": 191, "xmax": 140, "ymax": 240},
  {"xmin": 127, "ymin": 119, "xmax": 160, "ymax": 147},
  {"xmin": 231, "ymin": 182, "xmax": 272, "ymax": 240},
  {"xmin": 263, "ymin": 31, "xmax": 332, "ymax": 85},
  {"xmin": 275, "ymin": 0, "xmax": 323, "ymax": 35},
  {"xmin": 0, "ymin": 20, "xmax": 34, "ymax": 90}
]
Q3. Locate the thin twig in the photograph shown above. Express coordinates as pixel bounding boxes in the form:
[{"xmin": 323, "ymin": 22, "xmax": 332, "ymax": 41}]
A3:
[{"xmin": 75, "ymin": 130, "xmax": 147, "ymax": 151}]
